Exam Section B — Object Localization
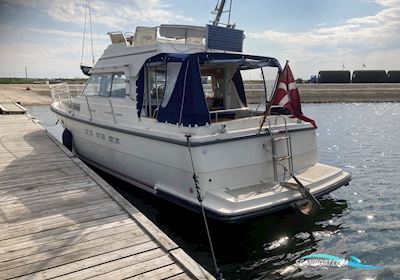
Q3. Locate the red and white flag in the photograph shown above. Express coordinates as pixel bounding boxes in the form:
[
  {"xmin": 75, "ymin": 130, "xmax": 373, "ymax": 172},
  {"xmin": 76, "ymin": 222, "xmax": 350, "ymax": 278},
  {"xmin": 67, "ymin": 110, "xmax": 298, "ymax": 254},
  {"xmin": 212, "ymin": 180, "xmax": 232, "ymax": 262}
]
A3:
[{"xmin": 271, "ymin": 62, "xmax": 317, "ymax": 128}]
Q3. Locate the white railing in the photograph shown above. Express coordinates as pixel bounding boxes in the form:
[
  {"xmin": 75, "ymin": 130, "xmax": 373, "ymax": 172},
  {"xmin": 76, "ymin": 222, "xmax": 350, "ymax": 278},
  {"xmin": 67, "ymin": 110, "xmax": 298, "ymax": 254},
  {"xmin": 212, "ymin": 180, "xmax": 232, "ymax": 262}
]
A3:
[
  {"xmin": 209, "ymin": 107, "xmax": 253, "ymax": 122},
  {"xmin": 50, "ymin": 83, "xmax": 85, "ymax": 116},
  {"xmin": 50, "ymin": 83, "xmax": 72, "ymax": 113},
  {"xmin": 132, "ymin": 26, "xmax": 205, "ymax": 47},
  {"xmin": 49, "ymin": 83, "xmax": 117, "ymax": 123}
]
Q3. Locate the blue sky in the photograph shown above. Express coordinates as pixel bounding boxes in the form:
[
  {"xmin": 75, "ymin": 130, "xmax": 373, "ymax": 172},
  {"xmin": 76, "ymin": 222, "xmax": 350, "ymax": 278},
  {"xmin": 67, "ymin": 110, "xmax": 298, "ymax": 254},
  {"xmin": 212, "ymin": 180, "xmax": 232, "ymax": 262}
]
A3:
[{"xmin": 0, "ymin": 0, "xmax": 399, "ymax": 78}]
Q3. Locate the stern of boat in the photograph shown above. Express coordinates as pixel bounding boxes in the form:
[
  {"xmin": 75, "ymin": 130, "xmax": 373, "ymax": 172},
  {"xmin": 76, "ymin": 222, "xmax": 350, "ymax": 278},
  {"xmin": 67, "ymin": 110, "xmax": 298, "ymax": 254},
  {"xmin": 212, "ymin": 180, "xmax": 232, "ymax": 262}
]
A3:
[{"xmin": 203, "ymin": 163, "xmax": 351, "ymax": 222}]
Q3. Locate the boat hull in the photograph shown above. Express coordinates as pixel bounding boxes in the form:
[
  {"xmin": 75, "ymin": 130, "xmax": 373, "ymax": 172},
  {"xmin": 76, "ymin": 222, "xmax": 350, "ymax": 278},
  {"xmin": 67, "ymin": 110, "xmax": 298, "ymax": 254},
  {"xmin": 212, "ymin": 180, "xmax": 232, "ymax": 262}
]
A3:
[
  {"xmin": 52, "ymin": 106, "xmax": 351, "ymax": 222},
  {"xmin": 156, "ymin": 171, "xmax": 350, "ymax": 222},
  {"xmin": 77, "ymin": 152, "xmax": 350, "ymax": 222}
]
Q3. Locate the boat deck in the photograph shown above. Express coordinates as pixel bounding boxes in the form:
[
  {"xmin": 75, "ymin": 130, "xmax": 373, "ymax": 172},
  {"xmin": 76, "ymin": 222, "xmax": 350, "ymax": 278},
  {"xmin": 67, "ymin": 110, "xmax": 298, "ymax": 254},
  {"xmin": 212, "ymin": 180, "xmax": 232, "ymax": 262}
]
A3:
[{"xmin": 0, "ymin": 114, "xmax": 213, "ymax": 280}]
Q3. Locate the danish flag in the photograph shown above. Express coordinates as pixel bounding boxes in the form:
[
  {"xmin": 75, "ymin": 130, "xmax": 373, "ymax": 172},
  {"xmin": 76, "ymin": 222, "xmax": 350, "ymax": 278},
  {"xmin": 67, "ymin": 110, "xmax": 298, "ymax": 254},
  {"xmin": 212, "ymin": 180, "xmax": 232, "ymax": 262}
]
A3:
[{"xmin": 271, "ymin": 62, "xmax": 317, "ymax": 128}]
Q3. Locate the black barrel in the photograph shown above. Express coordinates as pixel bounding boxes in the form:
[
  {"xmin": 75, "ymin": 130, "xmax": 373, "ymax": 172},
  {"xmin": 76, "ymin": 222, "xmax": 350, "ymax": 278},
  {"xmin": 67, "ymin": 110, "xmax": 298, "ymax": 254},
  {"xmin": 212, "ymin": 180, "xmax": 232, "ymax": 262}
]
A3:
[
  {"xmin": 352, "ymin": 70, "xmax": 387, "ymax": 83},
  {"xmin": 387, "ymin": 71, "xmax": 400, "ymax": 83},
  {"xmin": 318, "ymin": 71, "xmax": 351, "ymax": 83}
]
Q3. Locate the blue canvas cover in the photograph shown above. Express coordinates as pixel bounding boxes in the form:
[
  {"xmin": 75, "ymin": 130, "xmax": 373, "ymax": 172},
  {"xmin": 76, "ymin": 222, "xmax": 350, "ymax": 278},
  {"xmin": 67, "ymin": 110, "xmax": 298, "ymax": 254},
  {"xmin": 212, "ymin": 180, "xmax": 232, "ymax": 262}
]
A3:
[
  {"xmin": 157, "ymin": 55, "xmax": 210, "ymax": 126},
  {"xmin": 136, "ymin": 67, "xmax": 144, "ymax": 118},
  {"xmin": 136, "ymin": 52, "xmax": 281, "ymax": 126},
  {"xmin": 232, "ymin": 70, "xmax": 246, "ymax": 106}
]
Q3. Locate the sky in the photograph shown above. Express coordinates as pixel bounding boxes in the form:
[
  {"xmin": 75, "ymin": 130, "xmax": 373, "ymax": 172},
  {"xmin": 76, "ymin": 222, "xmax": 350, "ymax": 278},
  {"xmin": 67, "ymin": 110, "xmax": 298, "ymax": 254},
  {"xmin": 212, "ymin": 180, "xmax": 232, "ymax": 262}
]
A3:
[{"xmin": 0, "ymin": 0, "xmax": 399, "ymax": 79}]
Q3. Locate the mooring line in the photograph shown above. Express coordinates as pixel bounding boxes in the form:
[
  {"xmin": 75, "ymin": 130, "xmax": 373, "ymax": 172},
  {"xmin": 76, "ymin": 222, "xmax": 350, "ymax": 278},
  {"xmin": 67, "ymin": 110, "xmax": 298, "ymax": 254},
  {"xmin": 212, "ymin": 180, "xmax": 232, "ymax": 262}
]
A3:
[{"xmin": 185, "ymin": 134, "xmax": 222, "ymax": 280}]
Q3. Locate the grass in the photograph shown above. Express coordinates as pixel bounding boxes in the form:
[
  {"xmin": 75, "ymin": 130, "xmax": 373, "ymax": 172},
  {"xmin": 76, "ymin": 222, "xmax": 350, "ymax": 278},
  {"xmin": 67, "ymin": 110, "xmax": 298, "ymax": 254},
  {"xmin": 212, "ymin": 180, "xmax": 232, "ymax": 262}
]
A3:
[{"xmin": 0, "ymin": 77, "xmax": 88, "ymax": 84}]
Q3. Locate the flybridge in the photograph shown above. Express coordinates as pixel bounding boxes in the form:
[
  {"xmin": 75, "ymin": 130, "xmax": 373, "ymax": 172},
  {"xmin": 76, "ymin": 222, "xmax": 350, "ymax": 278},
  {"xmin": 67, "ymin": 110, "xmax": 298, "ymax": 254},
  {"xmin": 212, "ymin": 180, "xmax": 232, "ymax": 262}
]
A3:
[{"xmin": 108, "ymin": 24, "xmax": 244, "ymax": 52}]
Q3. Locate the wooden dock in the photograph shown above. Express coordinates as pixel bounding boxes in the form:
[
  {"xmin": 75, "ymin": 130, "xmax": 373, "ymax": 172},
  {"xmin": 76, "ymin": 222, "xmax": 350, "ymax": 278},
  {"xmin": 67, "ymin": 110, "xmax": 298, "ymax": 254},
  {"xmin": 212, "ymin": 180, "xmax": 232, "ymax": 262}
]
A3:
[
  {"xmin": 0, "ymin": 114, "xmax": 214, "ymax": 280},
  {"xmin": 0, "ymin": 102, "xmax": 26, "ymax": 114}
]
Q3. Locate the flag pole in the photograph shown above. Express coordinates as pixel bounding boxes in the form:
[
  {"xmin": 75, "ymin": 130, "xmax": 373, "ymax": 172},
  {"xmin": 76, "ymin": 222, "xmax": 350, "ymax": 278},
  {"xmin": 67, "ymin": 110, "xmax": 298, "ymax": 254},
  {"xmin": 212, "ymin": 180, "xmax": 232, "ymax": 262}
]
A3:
[
  {"xmin": 258, "ymin": 61, "xmax": 287, "ymax": 133},
  {"xmin": 266, "ymin": 60, "xmax": 288, "ymax": 115}
]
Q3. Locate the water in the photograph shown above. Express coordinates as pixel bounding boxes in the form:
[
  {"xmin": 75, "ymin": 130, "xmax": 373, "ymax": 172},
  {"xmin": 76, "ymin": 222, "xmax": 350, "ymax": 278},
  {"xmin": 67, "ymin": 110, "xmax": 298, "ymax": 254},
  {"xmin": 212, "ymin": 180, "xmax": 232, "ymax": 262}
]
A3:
[
  {"xmin": 26, "ymin": 106, "xmax": 63, "ymax": 142},
  {"xmin": 27, "ymin": 103, "xmax": 400, "ymax": 280}
]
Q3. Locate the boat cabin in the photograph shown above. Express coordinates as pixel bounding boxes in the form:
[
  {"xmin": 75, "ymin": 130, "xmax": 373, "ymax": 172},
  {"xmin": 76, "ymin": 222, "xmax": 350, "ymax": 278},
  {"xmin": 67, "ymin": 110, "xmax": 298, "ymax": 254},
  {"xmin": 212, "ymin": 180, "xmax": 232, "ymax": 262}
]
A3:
[{"xmin": 77, "ymin": 25, "xmax": 282, "ymax": 127}]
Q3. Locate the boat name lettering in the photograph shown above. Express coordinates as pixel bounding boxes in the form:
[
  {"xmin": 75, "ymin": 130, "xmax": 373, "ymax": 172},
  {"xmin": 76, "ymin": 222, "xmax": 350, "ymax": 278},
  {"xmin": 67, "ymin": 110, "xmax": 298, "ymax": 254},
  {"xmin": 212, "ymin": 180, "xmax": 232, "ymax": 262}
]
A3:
[{"xmin": 85, "ymin": 128, "xmax": 119, "ymax": 144}]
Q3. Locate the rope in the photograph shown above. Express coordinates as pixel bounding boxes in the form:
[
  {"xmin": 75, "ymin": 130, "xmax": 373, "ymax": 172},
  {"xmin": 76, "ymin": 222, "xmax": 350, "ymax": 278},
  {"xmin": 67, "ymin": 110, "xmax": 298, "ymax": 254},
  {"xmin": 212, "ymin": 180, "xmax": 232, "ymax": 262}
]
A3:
[
  {"xmin": 80, "ymin": 0, "xmax": 95, "ymax": 66},
  {"xmin": 259, "ymin": 61, "xmax": 285, "ymax": 133},
  {"xmin": 80, "ymin": 0, "xmax": 88, "ymax": 66},
  {"xmin": 258, "ymin": 67, "xmax": 269, "ymax": 133},
  {"xmin": 88, "ymin": 0, "xmax": 95, "ymax": 66},
  {"xmin": 185, "ymin": 135, "xmax": 222, "ymax": 280},
  {"xmin": 41, "ymin": 114, "xmax": 59, "ymax": 127}
]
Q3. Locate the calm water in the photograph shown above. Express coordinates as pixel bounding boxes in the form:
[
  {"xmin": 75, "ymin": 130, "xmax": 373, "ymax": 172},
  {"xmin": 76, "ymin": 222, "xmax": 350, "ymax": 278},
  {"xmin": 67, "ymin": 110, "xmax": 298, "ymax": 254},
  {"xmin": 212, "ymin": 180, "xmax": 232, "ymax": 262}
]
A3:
[{"xmin": 28, "ymin": 103, "xmax": 400, "ymax": 280}]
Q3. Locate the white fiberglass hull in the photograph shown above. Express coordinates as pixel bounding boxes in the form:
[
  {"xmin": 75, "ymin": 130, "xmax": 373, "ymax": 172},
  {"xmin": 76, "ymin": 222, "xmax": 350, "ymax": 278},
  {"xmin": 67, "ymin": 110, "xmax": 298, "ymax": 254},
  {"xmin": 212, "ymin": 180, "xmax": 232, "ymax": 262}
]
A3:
[{"xmin": 52, "ymin": 106, "xmax": 351, "ymax": 222}]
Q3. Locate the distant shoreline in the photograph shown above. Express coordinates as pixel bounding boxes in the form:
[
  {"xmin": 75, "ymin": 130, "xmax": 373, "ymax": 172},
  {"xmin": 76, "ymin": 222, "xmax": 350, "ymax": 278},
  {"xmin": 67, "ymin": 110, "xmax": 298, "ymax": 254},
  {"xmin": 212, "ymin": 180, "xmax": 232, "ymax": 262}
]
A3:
[
  {"xmin": 247, "ymin": 83, "xmax": 400, "ymax": 104},
  {"xmin": 1, "ymin": 83, "xmax": 400, "ymax": 106},
  {"xmin": 0, "ymin": 78, "xmax": 87, "ymax": 85}
]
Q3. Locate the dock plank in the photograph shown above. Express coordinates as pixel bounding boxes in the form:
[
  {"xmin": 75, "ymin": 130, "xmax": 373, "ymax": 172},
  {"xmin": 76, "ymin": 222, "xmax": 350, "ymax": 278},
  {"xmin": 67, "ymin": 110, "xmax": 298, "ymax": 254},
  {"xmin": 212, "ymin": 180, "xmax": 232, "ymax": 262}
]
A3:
[
  {"xmin": 0, "ymin": 102, "xmax": 26, "ymax": 114},
  {"xmin": 0, "ymin": 185, "xmax": 100, "ymax": 207},
  {"xmin": 0, "ymin": 214, "xmax": 131, "ymax": 248},
  {"xmin": 0, "ymin": 225, "xmax": 142, "ymax": 262},
  {"xmin": 0, "ymin": 180, "xmax": 97, "ymax": 202},
  {"xmin": 86, "ymin": 254, "xmax": 175, "ymax": 280},
  {"xmin": 167, "ymin": 274, "xmax": 193, "ymax": 280},
  {"xmin": 0, "ymin": 190, "xmax": 109, "ymax": 215},
  {"xmin": 47, "ymin": 247, "xmax": 165, "ymax": 280},
  {"xmin": 0, "ymin": 235, "xmax": 152, "ymax": 278},
  {"xmin": 126, "ymin": 264, "xmax": 184, "ymax": 280},
  {"xmin": 0, "ymin": 196, "xmax": 113, "ymax": 224},
  {"xmin": 0, "ymin": 114, "xmax": 214, "ymax": 280},
  {"xmin": 0, "ymin": 200, "xmax": 118, "ymax": 230},
  {"xmin": 18, "ymin": 244, "xmax": 163, "ymax": 280},
  {"xmin": 0, "ymin": 174, "xmax": 91, "ymax": 190},
  {"xmin": 0, "ymin": 197, "xmax": 112, "ymax": 224},
  {"xmin": 0, "ymin": 205, "xmax": 125, "ymax": 240},
  {"xmin": 0, "ymin": 219, "xmax": 138, "ymax": 255}
]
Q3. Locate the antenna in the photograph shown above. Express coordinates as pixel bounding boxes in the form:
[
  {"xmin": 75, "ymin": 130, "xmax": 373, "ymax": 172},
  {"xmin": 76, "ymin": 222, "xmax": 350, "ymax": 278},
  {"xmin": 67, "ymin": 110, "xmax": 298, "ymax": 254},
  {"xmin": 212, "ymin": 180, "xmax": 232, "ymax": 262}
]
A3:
[
  {"xmin": 212, "ymin": 0, "xmax": 226, "ymax": 26},
  {"xmin": 227, "ymin": 0, "xmax": 232, "ymax": 25},
  {"xmin": 211, "ymin": 0, "xmax": 234, "ymax": 28}
]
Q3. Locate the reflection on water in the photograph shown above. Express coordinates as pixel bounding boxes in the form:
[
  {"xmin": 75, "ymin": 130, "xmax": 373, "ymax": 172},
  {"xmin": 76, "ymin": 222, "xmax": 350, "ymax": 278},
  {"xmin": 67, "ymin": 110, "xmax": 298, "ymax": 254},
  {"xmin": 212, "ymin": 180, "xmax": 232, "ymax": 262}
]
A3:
[{"xmin": 27, "ymin": 103, "xmax": 400, "ymax": 280}]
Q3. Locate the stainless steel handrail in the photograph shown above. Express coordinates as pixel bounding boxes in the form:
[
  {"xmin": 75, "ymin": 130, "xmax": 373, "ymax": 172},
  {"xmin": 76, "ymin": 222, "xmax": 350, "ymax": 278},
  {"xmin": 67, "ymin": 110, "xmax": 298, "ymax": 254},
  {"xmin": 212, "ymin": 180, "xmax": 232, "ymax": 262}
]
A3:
[
  {"xmin": 65, "ymin": 84, "xmax": 75, "ymax": 116},
  {"xmin": 271, "ymin": 115, "xmax": 293, "ymax": 180},
  {"xmin": 209, "ymin": 107, "xmax": 253, "ymax": 122},
  {"xmin": 108, "ymin": 99, "xmax": 117, "ymax": 124},
  {"xmin": 68, "ymin": 93, "xmax": 74, "ymax": 116},
  {"xmin": 56, "ymin": 91, "xmax": 64, "ymax": 112},
  {"xmin": 85, "ymin": 96, "xmax": 93, "ymax": 121}
]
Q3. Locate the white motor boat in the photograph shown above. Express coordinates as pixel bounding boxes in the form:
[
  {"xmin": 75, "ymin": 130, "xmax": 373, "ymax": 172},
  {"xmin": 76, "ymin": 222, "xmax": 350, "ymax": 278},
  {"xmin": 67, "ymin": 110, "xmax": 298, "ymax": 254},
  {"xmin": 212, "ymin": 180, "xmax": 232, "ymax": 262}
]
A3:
[{"xmin": 50, "ymin": 23, "xmax": 351, "ymax": 222}]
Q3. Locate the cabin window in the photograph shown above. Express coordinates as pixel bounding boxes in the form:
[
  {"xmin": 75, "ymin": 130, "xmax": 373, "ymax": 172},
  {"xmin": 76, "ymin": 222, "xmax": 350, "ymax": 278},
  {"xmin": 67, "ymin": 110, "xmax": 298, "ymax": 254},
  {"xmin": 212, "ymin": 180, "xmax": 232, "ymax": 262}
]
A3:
[
  {"xmin": 201, "ymin": 68, "xmax": 226, "ymax": 111},
  {"xmin": 200, "ymin": 64, "xmax": 252, "ymax": 122},
  {"xmin": 144, "ymin": 65, "xmax": 166, "ymax": 117},
  {"xmin": 201, "ymin": 66, "xmax": 246, "ymax": 112},
  {"xmin": 241, "ymin": 67, "xmax": 279, "ymax": 107},
  {"xmin": 110, "ymin": 73, "xmax": 126, "ymax": 97},
  {"xmin": 161, "ymin": 63, "xmax": 181, "ymax": 108},
  {"xmin": 82, "ymin": 73, "xmax": 126, "ymax": 97},
  {"xmin": 83, "ymin": 74, "xmax": 105, "ymax": 96},
  {"xmin": 141, "ymin": 62, "xmax": 182, "ymax": 118}
]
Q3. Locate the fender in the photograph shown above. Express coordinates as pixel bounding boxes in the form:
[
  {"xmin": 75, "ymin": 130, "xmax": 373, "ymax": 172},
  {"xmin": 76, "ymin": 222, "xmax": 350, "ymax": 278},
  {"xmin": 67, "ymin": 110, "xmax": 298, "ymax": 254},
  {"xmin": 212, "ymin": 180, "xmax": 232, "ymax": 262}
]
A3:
[{"xmin": 62, "ymin": 128, "xmax": 73, "ymax": 152}]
